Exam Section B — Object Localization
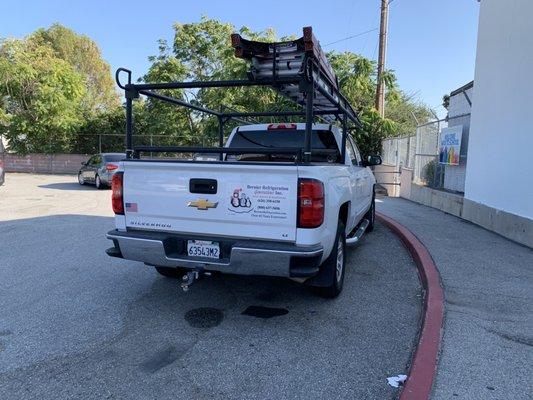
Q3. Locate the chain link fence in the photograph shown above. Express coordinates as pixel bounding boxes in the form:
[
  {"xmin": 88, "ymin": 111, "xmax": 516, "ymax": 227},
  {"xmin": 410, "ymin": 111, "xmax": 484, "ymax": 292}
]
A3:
[
  {"xmin": 381, "ymin": 113, "xmax": 470, "ymax": 193},
  {"xmin": 381, "ymin": 135, "xmax": 416, "ymax": 169},
  {"xmin": 0, "ymin": 131, "xmax": 221, "ymax": 156},
  {"xmin": 0, "ymin": 132, "xmax": 223, "ymax": 173},
  {"xmin": 413, "ymin": 120, "xmax": 443, "ymax": 187},
  {"xmin": 71, "ymin": 132, "xmax": 219, "ymax": 155}
]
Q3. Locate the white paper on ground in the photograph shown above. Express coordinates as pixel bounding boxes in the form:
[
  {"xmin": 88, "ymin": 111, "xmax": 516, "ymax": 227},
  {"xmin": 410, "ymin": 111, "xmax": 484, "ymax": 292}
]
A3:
[{"xmin": 386, "ymin": 374, "xmax": 408, "ymax": 388}]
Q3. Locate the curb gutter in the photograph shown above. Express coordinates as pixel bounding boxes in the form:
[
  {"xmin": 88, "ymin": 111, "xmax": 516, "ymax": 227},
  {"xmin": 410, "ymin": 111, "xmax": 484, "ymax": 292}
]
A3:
[{"xmin": 376, "ymin": 212, "xmax": 444, "ymax": 400}]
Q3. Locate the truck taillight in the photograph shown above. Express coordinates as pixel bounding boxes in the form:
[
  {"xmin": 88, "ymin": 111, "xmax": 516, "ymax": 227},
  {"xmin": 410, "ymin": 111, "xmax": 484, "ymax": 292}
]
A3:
[
  {"xmin": 111, "ymin": 172, "xmax": 124, "ymax": 215},
  {"xmin": 106, "ymin": 163, "xmax": 118, "ymax": 171},
  {"xmin": 298, "ymin": 178, "xmax": 324, "ymax": 228}
]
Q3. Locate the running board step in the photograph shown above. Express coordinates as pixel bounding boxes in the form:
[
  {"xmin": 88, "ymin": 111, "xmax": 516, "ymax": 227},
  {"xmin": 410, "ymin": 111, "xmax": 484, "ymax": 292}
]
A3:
[{"xmin": 346, "ymin": 219, "xmax": 370, "ymax": 245}]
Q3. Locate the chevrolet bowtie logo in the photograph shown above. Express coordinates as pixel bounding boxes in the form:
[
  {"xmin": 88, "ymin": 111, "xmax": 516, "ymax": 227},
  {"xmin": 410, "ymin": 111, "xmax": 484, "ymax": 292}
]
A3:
[{"xmin": 188, "ymin": 199, "xmax": 218, "ymax": 210}]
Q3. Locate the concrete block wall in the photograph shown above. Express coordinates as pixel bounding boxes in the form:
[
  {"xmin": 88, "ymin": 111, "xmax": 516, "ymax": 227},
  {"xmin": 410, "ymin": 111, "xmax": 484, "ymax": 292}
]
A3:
[
  {"xmin": 409, "ymin": 184, "xmax": 464, "ymax": 218},
  {"xmin": 373, "ymin": 164, "xmax": 400, "ymax": 197},
  {"xmin": 399, "ymin": 168, "xmax": 413, "ymax": 200},
  {"xmin": 462, "ymin": 198, "xmax": 533, "ymax": 248},
  {"xmin": 4, "ymin": 154, "xmax": 88, "ymax": 174},
  {"xmin": 403, "ymin": 182, "xmax": 532, "ymax": 248}
]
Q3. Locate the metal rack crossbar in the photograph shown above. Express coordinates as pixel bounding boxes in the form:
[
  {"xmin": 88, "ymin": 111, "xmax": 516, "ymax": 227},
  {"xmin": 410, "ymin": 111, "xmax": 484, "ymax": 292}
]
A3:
[{"xmin": 115, "ymin": 26, "xmax": 361, "ymax": 164}]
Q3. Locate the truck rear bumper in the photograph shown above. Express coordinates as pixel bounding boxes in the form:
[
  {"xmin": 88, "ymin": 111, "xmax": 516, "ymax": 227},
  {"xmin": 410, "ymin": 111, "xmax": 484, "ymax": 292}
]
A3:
[{"xmin": 106, "ymin": 229, "xmax": 323, "ymax": 278}]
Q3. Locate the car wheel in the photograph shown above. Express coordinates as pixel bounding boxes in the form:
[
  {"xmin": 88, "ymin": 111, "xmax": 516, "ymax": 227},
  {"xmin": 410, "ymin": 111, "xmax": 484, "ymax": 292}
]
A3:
[
  {"xmin": 154, "ymin": 266, "xmax": 187, "ymax": 278},
  {"xmin": 313, "ymin": 219, "xmax": 346, "ymax": 298},
  {"xmin": 95, "ymin": 174, "xmax": 102, "ymax": 189},
  {"xmin": 78, "ymin": 173, "xmax": 85, "ymax": 185},
  {"xmin": 364, "ymin": 189, "xmax": 376, "ymax": 232}
]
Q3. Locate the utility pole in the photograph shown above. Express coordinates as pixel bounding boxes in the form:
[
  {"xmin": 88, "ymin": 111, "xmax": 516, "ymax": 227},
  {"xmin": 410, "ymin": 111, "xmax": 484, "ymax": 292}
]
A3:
[{"xmin": 375, "ymin": 0, "xmax": 389, "ymax": 118}]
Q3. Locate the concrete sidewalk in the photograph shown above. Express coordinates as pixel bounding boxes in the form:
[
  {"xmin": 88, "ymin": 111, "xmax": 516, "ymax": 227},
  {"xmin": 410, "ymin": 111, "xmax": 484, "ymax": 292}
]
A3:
[{"xmin": 378, "ymin": 197, "xmax": 532, "ymax": 400}]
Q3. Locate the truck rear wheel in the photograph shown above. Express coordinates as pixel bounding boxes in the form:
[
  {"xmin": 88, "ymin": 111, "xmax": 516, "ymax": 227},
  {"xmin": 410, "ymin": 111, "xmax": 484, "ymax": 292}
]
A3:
[
  {"xmin": 154, "ymin": 266, "xmax": 186, "ymax": 278},
  {"xmin": 313, "ymin": 219, "xmax": 346, "ymax": 298}
]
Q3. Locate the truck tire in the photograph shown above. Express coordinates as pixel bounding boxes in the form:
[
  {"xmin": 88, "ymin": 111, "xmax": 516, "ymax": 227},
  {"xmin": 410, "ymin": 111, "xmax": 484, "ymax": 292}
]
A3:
[
  {"xmin": 313, "ymin": 219, "xmax": 346, "ymax": 298},
  {"xmin": 154, "ymin": 266, "xmax": 186, "ymax": 278},
  {"xmin": 364, "ymin": 190, "xmax": 376, "ymax": 232}
]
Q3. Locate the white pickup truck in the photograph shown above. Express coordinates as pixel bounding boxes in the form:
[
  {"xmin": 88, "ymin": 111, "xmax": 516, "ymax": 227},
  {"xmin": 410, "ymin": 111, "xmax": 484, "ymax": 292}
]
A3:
[{"xmin": 106, "ymin": 123, "xmax": 380, "ymax": 297}]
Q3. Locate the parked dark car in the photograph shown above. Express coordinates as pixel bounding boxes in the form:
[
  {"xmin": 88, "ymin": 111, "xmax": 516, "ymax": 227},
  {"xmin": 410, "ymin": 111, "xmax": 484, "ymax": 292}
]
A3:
[
  {"xmin": 0, "ymin": 139, "xmax": 5, "ymax": 186},
  {"xmin": 78, "ymin": 153, "xmax": 125, "ymax": 189}
]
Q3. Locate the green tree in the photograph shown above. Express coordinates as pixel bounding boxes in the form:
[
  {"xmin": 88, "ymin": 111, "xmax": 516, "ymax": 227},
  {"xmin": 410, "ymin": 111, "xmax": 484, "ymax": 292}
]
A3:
[
  {"xmin": 138, "ymin": 17, "xmax": 300, "ymax": 147},
  {"xmin": 386, "ymin": 92, "xmax": 433, "ymax": 136},
  {"xmin": 74, "ymin": 104, "xmax": 127, "ymax": 154},
  {"xmin": 328, "ymin": 52, "xmax": 398, "ymax": 154},
  {"xmin": 140, "ymin": 39, "xmax": 200, "ymax": 146},
  {"xmin": 29, "ymin": 23, "xmax": 119, "ymax": 113},
  {"xmin": 329, "ymin": 51, "xmax": 433, "ymax": 150},
  {"xmin": 0, "ymin": 38, "xmax": 86, "ymax": 153},
  {"xmin": 0, "ymin": 24, "xmax": 120, "ymax": 154}
]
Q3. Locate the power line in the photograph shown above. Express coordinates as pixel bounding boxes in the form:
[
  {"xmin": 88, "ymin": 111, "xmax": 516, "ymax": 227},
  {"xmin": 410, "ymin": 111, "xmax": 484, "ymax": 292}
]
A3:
[
  {"xmin": 344, "ymin": 0, "xmax": 358, "ymax": 51},
  {"xmin": 323, "ymin": 28, "xmax": 379, "ymax": 47}
]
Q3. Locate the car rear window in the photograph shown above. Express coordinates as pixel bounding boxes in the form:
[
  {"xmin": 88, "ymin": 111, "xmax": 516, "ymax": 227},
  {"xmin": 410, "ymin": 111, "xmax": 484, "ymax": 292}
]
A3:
[
  {"xmin": 228, "ymin": 129, "xmax": 340, "ymax": 162},
  {"xmin": 103, "ymin": 154, "xmax": 125, "ymax": 162}
]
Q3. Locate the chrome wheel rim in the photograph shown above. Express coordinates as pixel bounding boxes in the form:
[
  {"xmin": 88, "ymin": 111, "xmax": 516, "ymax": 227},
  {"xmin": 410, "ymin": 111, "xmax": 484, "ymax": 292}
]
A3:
[
  {"xmin": 336, "ymin": 238, "xmax": 344, "ymax": 283},
  {"xmin": 78, "ymin": 174, "xmax": 84, "ymax": 184},
  {"xmin": 95, "ymin": 176, "xmax": 100, "ymax": 188}
]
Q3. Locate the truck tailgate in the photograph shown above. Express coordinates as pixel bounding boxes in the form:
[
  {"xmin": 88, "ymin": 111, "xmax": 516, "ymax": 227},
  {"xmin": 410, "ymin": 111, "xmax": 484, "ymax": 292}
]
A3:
[{"xmin": 122, "ymin": 161, "xmax": 298, "ymax": 241}]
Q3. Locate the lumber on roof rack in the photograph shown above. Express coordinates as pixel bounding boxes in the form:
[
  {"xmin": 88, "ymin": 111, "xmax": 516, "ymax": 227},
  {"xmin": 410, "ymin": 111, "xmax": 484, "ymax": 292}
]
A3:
[{"xmin": 115, "ymin": 26, "xmax": 360, "ymax": 164}]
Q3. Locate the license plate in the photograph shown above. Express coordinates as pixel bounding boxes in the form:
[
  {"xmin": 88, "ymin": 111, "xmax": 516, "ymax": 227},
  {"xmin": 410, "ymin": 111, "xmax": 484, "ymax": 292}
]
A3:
[{"xmin": 187, "ymin": 240, "xmax": 220, "ymax": 259}]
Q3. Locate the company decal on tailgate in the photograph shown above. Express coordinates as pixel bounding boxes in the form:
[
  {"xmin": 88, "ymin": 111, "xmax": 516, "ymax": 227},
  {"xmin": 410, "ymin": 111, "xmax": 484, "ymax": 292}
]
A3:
[{"xmin": 227, "ymin": 184, "xmax": 291, "ymax": 220}]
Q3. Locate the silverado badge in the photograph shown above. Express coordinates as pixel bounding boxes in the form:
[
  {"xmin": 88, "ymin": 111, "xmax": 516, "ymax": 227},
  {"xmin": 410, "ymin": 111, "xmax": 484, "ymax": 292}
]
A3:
[{"xmin": 188, "ymin": 199, "xmax": 218, "ymax": 210}]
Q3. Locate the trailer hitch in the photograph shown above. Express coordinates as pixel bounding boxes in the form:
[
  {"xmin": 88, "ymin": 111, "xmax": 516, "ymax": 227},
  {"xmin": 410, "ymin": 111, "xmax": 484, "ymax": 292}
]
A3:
[{"xmin": 180, "ymin": 269, "xmax": 211, "ymax": 292}]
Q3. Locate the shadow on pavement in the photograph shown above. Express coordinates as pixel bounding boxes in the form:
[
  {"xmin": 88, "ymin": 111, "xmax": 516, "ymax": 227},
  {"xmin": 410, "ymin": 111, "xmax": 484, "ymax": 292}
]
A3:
[{"xmin": 38, "ymin": 182, "xmax": 101, "ymax": 191}]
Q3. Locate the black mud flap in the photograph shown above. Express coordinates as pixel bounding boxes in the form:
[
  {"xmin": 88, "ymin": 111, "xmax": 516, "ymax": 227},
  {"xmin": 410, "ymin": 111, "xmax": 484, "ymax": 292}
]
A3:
[{"xmin": 304, "ymin": 263, "xmax": 334, "ymax": 287}]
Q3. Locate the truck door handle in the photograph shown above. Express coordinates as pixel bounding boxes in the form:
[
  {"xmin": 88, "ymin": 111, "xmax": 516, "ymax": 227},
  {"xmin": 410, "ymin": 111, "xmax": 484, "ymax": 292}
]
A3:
[{"xmin": 189, "ymin": 178, "xmax": 217, "ymax": 194}]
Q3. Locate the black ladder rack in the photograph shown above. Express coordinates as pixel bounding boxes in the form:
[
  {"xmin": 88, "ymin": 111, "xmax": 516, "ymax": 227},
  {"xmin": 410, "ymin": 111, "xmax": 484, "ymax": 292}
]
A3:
[{"xmin": 115, "ymin": 26, "xmax": 361, "ymax": 164}]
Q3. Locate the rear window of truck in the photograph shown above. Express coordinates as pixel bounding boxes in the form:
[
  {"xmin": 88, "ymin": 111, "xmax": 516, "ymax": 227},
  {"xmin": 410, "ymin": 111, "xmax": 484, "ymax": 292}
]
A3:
[{"xmin": 228, "ymin": 130, "xmax": 340, "ymax": 162}]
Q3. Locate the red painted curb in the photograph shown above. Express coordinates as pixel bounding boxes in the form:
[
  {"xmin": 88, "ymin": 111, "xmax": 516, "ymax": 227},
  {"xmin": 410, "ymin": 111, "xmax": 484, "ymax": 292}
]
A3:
[{"xmin": 376, "ymin": 212, "xmax": 444, "ymax": 400}]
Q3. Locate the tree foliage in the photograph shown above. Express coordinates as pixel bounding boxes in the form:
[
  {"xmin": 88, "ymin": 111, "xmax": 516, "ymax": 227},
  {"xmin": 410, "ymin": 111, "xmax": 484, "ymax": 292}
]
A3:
[
  {"xmin": 29, "ymin": 24, "xmax": 119, "ymax": 113},
  {"xmin": 0, "ymin": 24, "xmax": 118, "ymax": 154},
  {"xmin": 138, "ymin": 17, "xmax": 297, "ymax": 146},
  {"xmin": 328, "ymin": 50, "xmax": 432, "ymax": 153},
  {"xmin": 0, "ymin": 38, "xmax": 86, "ymax": 153}
]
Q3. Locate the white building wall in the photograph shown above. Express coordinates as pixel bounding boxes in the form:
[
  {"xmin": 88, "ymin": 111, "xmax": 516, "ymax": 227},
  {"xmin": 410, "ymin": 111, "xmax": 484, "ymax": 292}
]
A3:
[
  {"xmin": 464, "ymin": 0, "xmax": 533, "ymax": 219},
  {"xmin": 447, "ymin": 87, "xmax": 473, "ymax": 118}
]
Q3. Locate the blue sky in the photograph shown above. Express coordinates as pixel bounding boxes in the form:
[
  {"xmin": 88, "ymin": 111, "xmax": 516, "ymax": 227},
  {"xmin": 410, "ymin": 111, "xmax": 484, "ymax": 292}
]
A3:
[{"xmin": 1, "ymin": 0, "xmax": 479, "ymax": 117}]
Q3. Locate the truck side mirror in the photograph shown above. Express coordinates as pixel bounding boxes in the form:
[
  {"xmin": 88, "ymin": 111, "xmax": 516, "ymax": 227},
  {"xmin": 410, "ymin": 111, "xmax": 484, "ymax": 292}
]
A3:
[{"xmin": 365, "ymin": 155, "xmax": 382, "ymax": 166}]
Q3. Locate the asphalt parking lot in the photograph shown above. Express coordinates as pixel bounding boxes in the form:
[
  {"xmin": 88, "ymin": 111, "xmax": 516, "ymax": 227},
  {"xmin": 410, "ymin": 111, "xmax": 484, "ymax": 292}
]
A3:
[{"xmin": 0, "ymin": 173, "xmax": 422, "ymax": 399}]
